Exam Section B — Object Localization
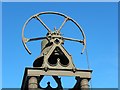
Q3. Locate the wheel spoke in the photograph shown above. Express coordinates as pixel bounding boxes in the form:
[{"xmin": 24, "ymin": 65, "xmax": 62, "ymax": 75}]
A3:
[
  {"xmin": 35, "ymin": 16, "xmax": 51, "ymax": 32},
  {"xmin": 28, "ymin": 37, "xmax": 47, "ymax": 42},
  {"xmin": 63, "ymin": 37, "xmax": 84, "ymax": 43},
  {"xmin": 58, "ymin": 17, "xmax": 69, "ymax": 32}
]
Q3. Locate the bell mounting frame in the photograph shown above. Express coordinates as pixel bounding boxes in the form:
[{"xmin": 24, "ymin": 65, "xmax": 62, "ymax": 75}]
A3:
[{"xmin": 22, "ymin": 11, "xmax": 86, "ymax": 55}]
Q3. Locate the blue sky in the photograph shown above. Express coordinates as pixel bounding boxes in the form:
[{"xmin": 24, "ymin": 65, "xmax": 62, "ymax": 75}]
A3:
[
  {"xmin": 2, "ymin": 2, "xmax": 118, "ymax": 88},
  {"xmin": 0, "ymin": 1, "xmax": 2, "ymax": 89}
]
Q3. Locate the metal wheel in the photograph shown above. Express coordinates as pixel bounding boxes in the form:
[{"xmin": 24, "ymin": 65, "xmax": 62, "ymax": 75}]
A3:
[{"xmin": 22, "ymin": 11, "xmax": 86, "ymax": 54}]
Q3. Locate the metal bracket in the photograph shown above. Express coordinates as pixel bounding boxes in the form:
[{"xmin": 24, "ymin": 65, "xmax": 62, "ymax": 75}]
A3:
[{"xmin": 21, "ymin": 67, "xmax": 92, "ymax": 90}]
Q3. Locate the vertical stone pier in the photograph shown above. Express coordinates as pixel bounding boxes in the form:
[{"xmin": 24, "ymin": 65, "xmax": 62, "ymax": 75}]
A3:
[
  {"xmin": 28, "ymin": 77, "xmax": 38, "ymax": 89},
  {"xmin": 80, "ymin": 78, "xmax": 89, "ymax": 90}
]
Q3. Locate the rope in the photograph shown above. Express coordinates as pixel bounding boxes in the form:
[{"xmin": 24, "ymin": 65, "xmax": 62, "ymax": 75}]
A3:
[
  {"xmin": 85, "ymin": 45, "xmax": 93, "ymax": 89},
  {"xmin": 85, "ymin": 46, "xmax": 90, "ymax": 69},
  {"xmin": 90, "ymin": 78, "xmax": 93, "ymax": 90}
]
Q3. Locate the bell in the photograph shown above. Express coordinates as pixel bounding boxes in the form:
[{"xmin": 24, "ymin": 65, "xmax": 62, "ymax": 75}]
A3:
[
  {"xmin": 33, "ymin": 56, "xmax": 44, "ymax": 67},
  {"xmin": 33, "ymin": 39, "xmax": 49, "ymax": 67},
  {"xmin": 33, "ymin": 39, "xmax": 69, "ymax": 67}
]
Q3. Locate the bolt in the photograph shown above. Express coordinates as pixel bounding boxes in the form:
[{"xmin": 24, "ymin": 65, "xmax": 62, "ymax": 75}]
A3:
[
  {"xmin": 72, "ymin": 68, "xmax": 76, "ymax": 73},
  {"xmin": 44, "ymin": 67, "xmax": 48, "ymax": 72}
]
